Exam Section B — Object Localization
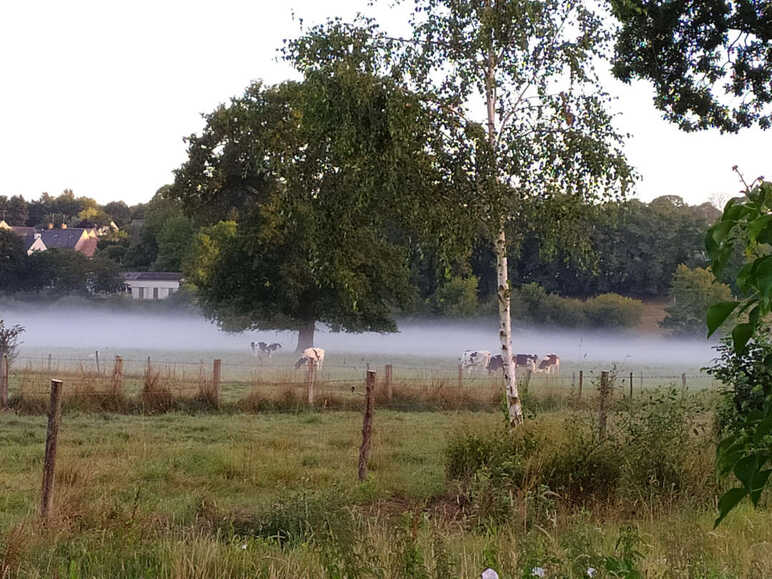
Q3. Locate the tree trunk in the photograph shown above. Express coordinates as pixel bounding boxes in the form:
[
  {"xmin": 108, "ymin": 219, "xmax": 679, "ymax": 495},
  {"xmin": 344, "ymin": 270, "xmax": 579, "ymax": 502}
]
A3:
[
  {"xmin": 496, "ymin": 230, "xmax": 523, "ymax": 426},
  {"xmin": 295, "ymin": 320, "xmax": 315, "ymax": 353},
  {"xmin": 486, "ymin": 19, "xmax": 523, "ymax": 427}
]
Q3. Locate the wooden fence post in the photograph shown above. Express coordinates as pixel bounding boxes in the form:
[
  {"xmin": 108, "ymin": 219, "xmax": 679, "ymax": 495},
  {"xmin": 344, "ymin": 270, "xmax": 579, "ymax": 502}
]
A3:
[
  {"xmin": 0, "ymin": 353, "xmax": 8, "ymax": 409},
  {"xmin": 212, "ymin": 359, "xmax": 222, "ymax": 404},
  {"xmin": 40, "ymin": 379, "xmax": 63, "ymax": 521},
  {"xmin": 681, "ymin": 373, "xmax": 687, "ymax": 391},
  {"xmin": 523, "ymin": 369, "xmax": 532, "ymax": 395},
  {"xmin": 598, "ymin": 371, "xmax": 610, "ymax": 439},
  {"xmin": 578, "ymin": 370, "xmax": 583, "ymax": 398},
  {"xmin": 358, "ymin": 370, "xmax": 376, "ymax": 481},
  {"xmin": 457, "ymin": 363, "xmax": 463, "ymax": 388},
  {"xmin": 629, "ymin": 371, "xmax": 633, "ymax": 399},
  {"xmin": 111, "ymin": 356, "xmax": 123, "ymax": 395},
  {"xmin": 147, "ymin": 356, "xmax": 152, "ymax": 375},
  {"xmin": 47, "ymin": 353, "xmax": 52, "ymax": 372},
  {"xmin": 306, "ymin": 358, "xmax": 315, "ymax": 406},
  {"xmin": 384, "ymin": 364, "xmax": 393, "ymax": 402},
  {"xmin": 572, "ymin": 371, "xmax": 576, "ymax": 389},
  {"xmin": 95, "ymin": 351, "xmax": 100, "ymax": 375},
  {"xmin": 640, "ymin": 371, "xmax": 643, "ymax": 389}
]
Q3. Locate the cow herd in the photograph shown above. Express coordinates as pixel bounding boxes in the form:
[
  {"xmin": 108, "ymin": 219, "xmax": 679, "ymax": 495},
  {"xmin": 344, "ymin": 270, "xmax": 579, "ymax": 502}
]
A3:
[
  {"xmin": 461, "ymin": 350, "xmax": 560, "ymax": 375},
  {"xmin": 250, "ymin": 342, "xmax": 559, "ymax": 376}
]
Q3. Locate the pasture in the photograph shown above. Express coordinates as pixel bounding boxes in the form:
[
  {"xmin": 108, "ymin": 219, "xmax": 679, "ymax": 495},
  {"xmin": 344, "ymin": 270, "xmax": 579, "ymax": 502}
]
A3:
[{"xmin": 1, "ymin": 348, "xmax": 768, "ymax": 577}]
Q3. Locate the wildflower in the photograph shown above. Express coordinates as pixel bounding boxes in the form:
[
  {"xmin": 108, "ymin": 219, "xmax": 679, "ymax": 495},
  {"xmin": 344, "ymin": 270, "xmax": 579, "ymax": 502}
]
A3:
[
  {"xmin": 241, "ymin": 543, "xmax": 247, "ymax": 550},
  {"xmin": 531, "ymin": 568, "xmax": 545, "ymax": 577},
  {"xmin": 481, "ymin": 569, "xmax": 499, "ymax": 579},
  {"xmin": 587, "ymin": 568, "xmax": 596, "ymax": 577}
]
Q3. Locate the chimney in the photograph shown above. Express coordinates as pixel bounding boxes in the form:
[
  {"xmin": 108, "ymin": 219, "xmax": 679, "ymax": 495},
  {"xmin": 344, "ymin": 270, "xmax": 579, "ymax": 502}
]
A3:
[{"xmin": 61, "ymin": 223, "xmax": 67, "ymax": 229}]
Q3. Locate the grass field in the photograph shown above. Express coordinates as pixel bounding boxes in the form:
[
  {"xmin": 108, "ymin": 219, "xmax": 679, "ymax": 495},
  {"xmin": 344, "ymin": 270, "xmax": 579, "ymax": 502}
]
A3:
[{"xmin": 1, "ymin": 350, "xmax": 767, "ymax": 578}]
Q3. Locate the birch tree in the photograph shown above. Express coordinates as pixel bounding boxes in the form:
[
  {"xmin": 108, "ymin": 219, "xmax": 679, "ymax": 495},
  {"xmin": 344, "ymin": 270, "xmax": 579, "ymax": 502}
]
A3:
[{"xmin": 291, "ymin": 1, "xmax": 633, "ymax": 424}]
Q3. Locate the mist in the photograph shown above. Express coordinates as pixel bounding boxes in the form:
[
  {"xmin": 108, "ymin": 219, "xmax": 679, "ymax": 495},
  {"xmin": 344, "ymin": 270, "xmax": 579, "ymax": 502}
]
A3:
[{"xmin": 1, "ymin": 303, "xmax": 716, "ymax": 367}]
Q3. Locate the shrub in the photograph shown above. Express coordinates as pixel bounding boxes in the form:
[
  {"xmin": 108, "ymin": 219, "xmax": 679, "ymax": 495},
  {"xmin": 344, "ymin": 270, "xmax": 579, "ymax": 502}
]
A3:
[
  {"xmin": 583, "ymin": 293, "xmax": 644, "ymax": 328},
  {"xmin": 430, "ymin": 276, "xmax": 479, "ymax": 317},
  {"xmin": 707, "ymin": 330, "xmax": 772, "ymax": 434},
  {"xmin": 662, "ymin": 264, "xmax": 733, "ymax": 335}
]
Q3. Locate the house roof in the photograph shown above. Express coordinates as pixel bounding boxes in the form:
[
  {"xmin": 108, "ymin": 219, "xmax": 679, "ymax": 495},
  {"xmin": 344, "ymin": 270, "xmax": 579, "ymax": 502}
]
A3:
[
  {"xmin": 40, "ymin": 228, "xmax": 86, "ymax": 249},
  {"xmin": 123, "ymin": 272, "xmax": 183, "ymax": 281}
]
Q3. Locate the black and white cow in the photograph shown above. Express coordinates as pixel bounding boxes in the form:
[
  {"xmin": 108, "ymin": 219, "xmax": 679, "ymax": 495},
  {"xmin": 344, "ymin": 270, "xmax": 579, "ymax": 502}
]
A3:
[
  {"xmin": 515, "ymin": 354, "xmax": 539, "ymax": 372},
  {"xmin": 536, "ymin": 353, "xmax": 560, "ymax": 375},
  {"xmin": 250, "ymin": 341, "xmax": 283, "ymax": 360},
  {"xmin": 460, "ymin": 350, "xmax": 492, "ymax": 374},
  {"xmin": 295, "ymin": 347, "xmax": 325, "ymax": 369}
]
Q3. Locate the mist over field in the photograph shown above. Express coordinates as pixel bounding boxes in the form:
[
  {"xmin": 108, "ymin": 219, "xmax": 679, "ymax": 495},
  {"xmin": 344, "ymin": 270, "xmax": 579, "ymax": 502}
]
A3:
[{"xmin": 1, "ymin": 303, "xmax": 716, "ymax": 366}]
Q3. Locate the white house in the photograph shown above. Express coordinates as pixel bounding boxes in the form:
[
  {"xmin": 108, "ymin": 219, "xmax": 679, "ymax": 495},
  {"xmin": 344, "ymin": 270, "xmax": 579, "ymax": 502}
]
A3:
[{"xmin": 123, "ymin": 272, "xmax": 182, "ymax": 300}]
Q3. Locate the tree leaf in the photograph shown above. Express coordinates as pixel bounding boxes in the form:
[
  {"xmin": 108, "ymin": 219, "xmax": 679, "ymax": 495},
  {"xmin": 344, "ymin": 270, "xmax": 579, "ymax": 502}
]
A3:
[
  {"xmin": 732, "ymin": 323, "xmax": 754, "ymax": 354},
  {"xmin": 714, "ymin": 487, "xmax": 748, "ymax": 527},
  {"xmin": 706, "ymin": 301, "xmax": 739, "ymax": 337}
]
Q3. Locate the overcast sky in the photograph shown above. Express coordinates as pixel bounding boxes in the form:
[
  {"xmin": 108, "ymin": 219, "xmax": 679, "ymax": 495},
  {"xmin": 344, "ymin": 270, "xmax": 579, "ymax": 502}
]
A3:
[{"xmin": 0, "ymin": 0, "xmax": 768, "ymax": 207}]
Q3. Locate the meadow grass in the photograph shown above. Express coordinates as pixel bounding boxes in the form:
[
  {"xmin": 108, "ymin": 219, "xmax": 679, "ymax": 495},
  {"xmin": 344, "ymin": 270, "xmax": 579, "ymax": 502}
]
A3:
[{"xmin": 0, "ymin": 397, "xmax": 769, "ymax": 578}]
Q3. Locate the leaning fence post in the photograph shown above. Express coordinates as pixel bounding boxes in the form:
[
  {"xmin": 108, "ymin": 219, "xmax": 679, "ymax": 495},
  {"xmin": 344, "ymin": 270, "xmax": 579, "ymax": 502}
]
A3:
[
  {"xmin": 306, "ymin": 358, "xmax": 316, "ymax": 406},
  {"xmin": 384, "ymin": 364, "xmax": 393, "ymax": 402},
  {"xmin": 358, "ymin": 370, "xmax": 376, "ymax": 481},
  {"xmin": 111, "ymin": 356, "xmax": 123, "ymax": 395},
  {"xmin": 41, "ymin": 379, "xmax": 63, "ymax": 521},
  {"xmin": 457, "ymin": 363, "xmax": 463, "ymax": 388},
  {"xmin": 0, "ymin": 353, "xmax": 8, "ymax": 409},
  {"xmin": 578, "ymin": 370, "xmax": 583, "ymax": 398},
  {"xmin": 212, "ymin": 359, "xmax": 222, "ymax": 404},
  {"xmin": 598, "ymin": 371, "xmax": 610, "ymax": 439}
]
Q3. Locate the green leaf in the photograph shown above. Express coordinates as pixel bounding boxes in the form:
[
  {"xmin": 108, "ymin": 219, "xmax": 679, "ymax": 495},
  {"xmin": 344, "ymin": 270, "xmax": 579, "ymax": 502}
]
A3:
[
  {"xmin": 750, "ymin": 470, "xmax": 772, "ymax": 505},
  {"xmin": 732, "ymin": 323, "xmax": 754, "ymax": 354},
  {"xmin": 706, "ymin": 301, "xmax": 739, "ymax": 337},
  {"xmin": 714, "ymin": 487, "xmax": 748, "ymax": 527},
  {"xmin": 749, "ymin": 214, "xmax": 772, "ymax": 243},
  {"xmin": 733, "ymin": 455, "xmax": 760, "ymax": 491}
]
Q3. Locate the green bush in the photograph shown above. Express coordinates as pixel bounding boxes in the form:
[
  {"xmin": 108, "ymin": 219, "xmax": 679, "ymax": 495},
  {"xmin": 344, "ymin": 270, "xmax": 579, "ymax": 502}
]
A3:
[
  {"xmin": 583, "ymin": 293, "xmax": 644, "ymax": 328},
  {"xmin": 514, "ymin": 283, "xmax": 642, "ymax": 328},
  {"xmin": 430, "ymin": 275, "xmax": 479, "ymax": 316}
]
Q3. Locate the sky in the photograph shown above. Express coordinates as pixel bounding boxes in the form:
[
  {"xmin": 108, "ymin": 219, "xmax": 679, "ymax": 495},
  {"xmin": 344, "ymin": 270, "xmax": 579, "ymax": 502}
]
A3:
[{"xmin": 0, "ymin": 0, "xmax": 768, "ymax": 207}]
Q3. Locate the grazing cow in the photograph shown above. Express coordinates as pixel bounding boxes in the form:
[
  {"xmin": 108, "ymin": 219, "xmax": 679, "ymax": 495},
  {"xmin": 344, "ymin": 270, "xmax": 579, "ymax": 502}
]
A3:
[
  {"xmin": 515, "ymin": 354, "xmax": 539, "ymax": 372},
  {"xmin": 486, "ymin": 354, "xmax": 506, "ymax": 374},
  {"xmin": 295, "ymin": 347, "xmax": 325, "ymax": 370},
  {"xmin": 460, "ymin": 350, "xmax": 492, "ymax": 374},
  {"xmin": 536, "ymin": 354, "xmax": 560, "ymax": 375},
  {"xmin": 251, "ymin": 341, "xmax": 283, "ymax": 360}
]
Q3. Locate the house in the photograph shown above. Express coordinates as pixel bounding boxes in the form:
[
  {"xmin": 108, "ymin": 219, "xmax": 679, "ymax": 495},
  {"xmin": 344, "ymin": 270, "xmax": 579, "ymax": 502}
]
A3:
[
  {"xmin": 0, "ymin": 220, "xmax": 47, "ymax": 254},
  {"xmin": 39, "ymin": 225, "xmax": 98, "ymax": 257},
  {"xmin": 123, "ymin": 272, "xmax": 182, "ymax": 300}
]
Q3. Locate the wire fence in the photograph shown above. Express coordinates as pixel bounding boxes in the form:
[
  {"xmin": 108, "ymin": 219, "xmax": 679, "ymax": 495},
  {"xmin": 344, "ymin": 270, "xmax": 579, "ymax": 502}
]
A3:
[{"xmin": 6, "ymin": 352, "xmax": 718, "ymax": 405}]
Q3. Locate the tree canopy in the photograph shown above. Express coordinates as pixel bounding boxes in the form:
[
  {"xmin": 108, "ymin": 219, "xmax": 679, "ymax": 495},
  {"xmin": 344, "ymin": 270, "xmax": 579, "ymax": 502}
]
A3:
[
  {"xmin": 172, "ymin": 69, "xmax": 450, "ymax": 349},
  {"xmin": 611, "ymin": 0, "xmax": 772, "ymax": 132}
]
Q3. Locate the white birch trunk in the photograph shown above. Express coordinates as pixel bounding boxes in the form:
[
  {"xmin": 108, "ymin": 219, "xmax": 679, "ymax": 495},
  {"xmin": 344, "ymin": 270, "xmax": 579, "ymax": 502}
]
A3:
[{"xmin": 486, "ymin": 13, "xmax": 523, "ymax": 426}]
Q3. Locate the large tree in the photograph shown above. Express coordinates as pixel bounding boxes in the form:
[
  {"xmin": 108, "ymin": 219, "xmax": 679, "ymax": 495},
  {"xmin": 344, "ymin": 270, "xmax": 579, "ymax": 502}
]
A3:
[
  {"xmin": 611, "ymin": 0, "xmax": 772, "ymax": 132},
  {"xmin": 172, "ymin": 69, "xmax": 450, "ymax": 350},
  {"xmin": 293, "ymin": 1, "xmax": 633, "ymax": 423}
]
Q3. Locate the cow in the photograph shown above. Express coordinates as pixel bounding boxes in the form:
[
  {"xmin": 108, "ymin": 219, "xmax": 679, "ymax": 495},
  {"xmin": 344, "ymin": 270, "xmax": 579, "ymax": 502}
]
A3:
[
  {"xmin": 487, "ymin": 354, "xmax": 506, "ymax": 374},
  {"xmin": 460, "ymin": 350, "xmax": 492, "ymax": 374},
  {"xmin": 536, "ymin": 353, "xmax": 560, "ymax": 375},
  {"xmin": 251, "ymin": 341, "xmax": 282, "ymax": 360},
  {"xmin": 515, "ymin": 354, "xmax": 539, "ymax": 372},
  {"xmin": 295, "ymin": 347, "xmax": 325, "ymax": 370}
]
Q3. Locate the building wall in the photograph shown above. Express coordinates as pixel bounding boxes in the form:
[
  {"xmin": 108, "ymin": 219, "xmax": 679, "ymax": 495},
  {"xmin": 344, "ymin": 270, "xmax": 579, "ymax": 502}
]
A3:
[{"xmin": 125, "ymin": 280, "xmax": 180, "ymax": 300}]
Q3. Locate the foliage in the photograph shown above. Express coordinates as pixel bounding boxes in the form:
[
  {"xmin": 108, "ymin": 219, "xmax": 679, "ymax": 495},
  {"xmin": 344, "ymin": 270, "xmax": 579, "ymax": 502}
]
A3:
[
  {"xmin": 611, "ymin": 0, "xmax": 772, "ymax": 132},
  {"xmin": 705, "ymin": 174, "xmax": 772, "ymax": 525},
  {"xmin": 662, "ymin": 265, "xmax": 733, "ymax": 335},
  {"xmin": 513, "ymin": 283, "xmax": 642, "ymax": 328},
  {"xmin": 708, "ymin": 331, "xmax": 772, "ymax": 434},
  {"xmin": 0, "ymin": 320, "xmax": 24, "ymax": 362},
  {"xmin": 0, "ymin": 230, "xmax": 27, "ymax": 293},
  {"xmin": 430, "ymin": 276, "xmax": 479, "ymax": 317},
  {"xmin": 172, "ymin": 57, "xmax": 449, "ymax": 346}
]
